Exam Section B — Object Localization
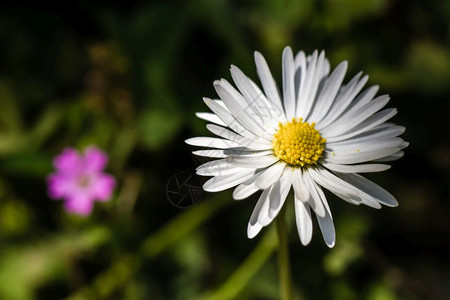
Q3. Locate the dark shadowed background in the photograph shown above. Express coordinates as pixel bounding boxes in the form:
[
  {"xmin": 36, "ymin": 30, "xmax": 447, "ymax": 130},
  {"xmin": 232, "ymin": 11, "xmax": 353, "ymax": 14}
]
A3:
[{"xmin": 0, "ymin": 0, "xmax": 449, "ymax": 299}]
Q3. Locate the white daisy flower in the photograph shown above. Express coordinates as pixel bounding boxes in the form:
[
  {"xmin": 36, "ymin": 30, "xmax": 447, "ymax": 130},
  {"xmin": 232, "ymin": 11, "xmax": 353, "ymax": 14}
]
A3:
[{"xmin": 186, "ymin": 47, "xmax": 407, "ymax": 247}]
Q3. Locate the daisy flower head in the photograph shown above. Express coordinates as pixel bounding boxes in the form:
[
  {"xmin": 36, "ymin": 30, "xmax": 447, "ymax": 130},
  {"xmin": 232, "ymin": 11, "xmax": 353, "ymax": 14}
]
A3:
[
  {"xmin": 47, "ymin": 146, "xmax": 116, "ymax": 216},
  {"xmin": 186, "ymin": 47, "xmax": 407, "ymax": 247}
]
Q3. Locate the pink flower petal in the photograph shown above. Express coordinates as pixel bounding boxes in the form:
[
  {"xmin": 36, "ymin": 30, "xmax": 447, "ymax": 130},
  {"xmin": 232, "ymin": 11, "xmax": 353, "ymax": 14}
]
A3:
[
  {"xmin": 47, "ymin": 173, "xmax": 73, "ymax": 199},
  {"xmin": 92, "ymin": 174, "xmax": 116, "ymax": 201},
  {"xmin": 84, "ymin": 146, "xmax": 108, "ymax": 171},
  {"xmin": 53, "ymin": 148, "xmax": 82, "ymax": 173},
  {"xmin": 64, "ymin": 195, "xmax": 95, "ymax": 216},
  {"xmin": 48, "ymin": 146, "xmax": 116, "ymax": 216}
]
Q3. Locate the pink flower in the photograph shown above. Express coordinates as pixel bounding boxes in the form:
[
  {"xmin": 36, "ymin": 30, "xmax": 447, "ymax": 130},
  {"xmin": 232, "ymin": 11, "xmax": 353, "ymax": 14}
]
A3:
[{"xmin": 47, "ymin": 146, "xmax": 116, "ymax": 216}]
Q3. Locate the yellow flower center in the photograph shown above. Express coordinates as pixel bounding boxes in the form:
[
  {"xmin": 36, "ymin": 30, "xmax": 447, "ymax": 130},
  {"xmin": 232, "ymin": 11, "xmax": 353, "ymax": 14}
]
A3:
[{"xmin": 272, "ymin": 118, "xmax": 326, "ymax": 167}]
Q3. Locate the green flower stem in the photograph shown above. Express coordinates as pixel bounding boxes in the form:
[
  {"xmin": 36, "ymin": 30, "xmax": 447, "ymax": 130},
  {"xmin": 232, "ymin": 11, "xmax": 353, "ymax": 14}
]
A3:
[
  {"xmin": 201, "ymin": 226, "xmax": 278, "ymax": 300},
  {"xmin": 277, "ymin": 205, "xmax": 293, "ymax": 300},
  {"xmin": 66, "ymin": 196, "xmax": 231, "ymax": 300},
  {"xmin": 65, "ymin": 254, "xmax": 141, "ymax": 300},
  {"xmin": 139, "ymin": 196, "xmax": 230, "ymax": 258}
]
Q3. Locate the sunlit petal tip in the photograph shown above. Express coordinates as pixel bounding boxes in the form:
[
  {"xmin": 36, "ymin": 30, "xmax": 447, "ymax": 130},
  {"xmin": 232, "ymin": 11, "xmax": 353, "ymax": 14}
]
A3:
[
  {"xmin": 212, "ymin": 80, "xmax": 221, "ymax": 88},
  {"xmin": 301, "ymin": 240, "xmax": 311, "ymax": 246},
  {"xmin": 247, "ymin": 223, "xmax": 262, "ymax": 239},
  {"xmin": 282, "ymin": 45, "xmax": 293, "ymax": 54},
  {"xmin": 253, "ymin": 50, "xmax": 262, "ymax": 59},
  {"xmin": 232, "ymin": 183, "xmax": 259, "ymax": 201},
  {"xmin": 387, "ymin": 199, "xmax": 399, "ymax": 207}
]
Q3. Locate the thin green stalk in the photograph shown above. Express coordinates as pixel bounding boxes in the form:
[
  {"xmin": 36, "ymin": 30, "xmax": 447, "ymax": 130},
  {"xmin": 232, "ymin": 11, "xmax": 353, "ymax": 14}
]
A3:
[
  {"xmin": 201, "ymin": 226, "xmax": 278, "ymax": 300},
  {"xmin": 140, "ymin": 196, "xmax": 230, "ymax": 258},
  {"xmin": 66, "ymin": 196, "xmax": 231, "ymax": 300},
  {"xmin": 276, "ymin": 205, "xmax": 293, "ymax": 300}
]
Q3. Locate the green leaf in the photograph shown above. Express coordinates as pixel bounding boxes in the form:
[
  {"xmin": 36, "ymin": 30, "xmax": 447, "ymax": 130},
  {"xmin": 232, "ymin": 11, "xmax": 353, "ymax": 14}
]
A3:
[
  {"xmin": 0, "ymin": 80, "xmax": 22, "ymax": 131},
  {"xmin": 0, "ymin": 200, "xmax": 31, "ymax": 237},
  {"xmin": 0, "ymin": 133, "xmax": 27, "ymax": 156},
  {"xmin": 0, "ymin": 226, "xmax": 111, "ymax": 300},
  {"xmin": 367, "ymin": 282, "xmax": 397, "ymax": 300},
  {"xmin": 138, "ymin": 109, "xmax": 182, "ymax": 150},
  {"xmin": 28, "ymin": 104, "xmax": 65, "ymax": 147},
  {"xmin": 0, "ymin": 152, "xmax": 52, "ymax": 177}
]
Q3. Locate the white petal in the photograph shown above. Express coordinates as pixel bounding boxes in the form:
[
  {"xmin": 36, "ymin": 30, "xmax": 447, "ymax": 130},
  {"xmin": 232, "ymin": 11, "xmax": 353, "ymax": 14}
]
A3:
[
  {"xmin": 308, "ymin": 166, "xmax": 363, "ymax": 205},
  {"xmin": 307, "ymin": 61, "xmax": 347, "ymax": 124},
  {"xmin": 294, "ymin": 50, "xmax": 307, "ymax": 107},
  {"xmin": 223, "ymin": 149, "xmax": 273, "ymax": 157},
  {"xmin": 230, "ymin": 65, "xmax": 277, "ymax": 128},
  {"xmin": 346, "ymin": 123, "xmax": 405, "ymax": 141},
  {"xmin": 195, "ymin": 112, "xmax": 227, "ymax": 126},
  {"xmin": 309, "ymin": 166, "xmax": 381, "ymax": 208},
  {"xmin": 302, "ymin": 170, "xmax": 326, "ymax": 217},
  {"xmin": 298, "ymin": 51, "xmax": 323, "ymax": 117},
  {"xmin": 254, "ymin": 162, "xmax": 286, "ymax": 189},
  {"xmin": 206, "ymin": 124, "xmax": 272, "ymax": 150},
  {"xmin": 268, "ymin": 168, "xmax": 292, "ymax": 219},
  {"xmin": 323, "ymin": 147, "xmax": 401, "ymax": 164},
  {"xmin": 247, "ymin": 223, "xmax": 263, "ymax": 239},
  {"xmin": 206, "ymin": 124, "xmax": 248, "ymax": 144},
  {"xmin": 203, "ymin": 169, "xmax": 255, "ymax": 192},
  {"xmin": 303, "ymin": 51, "xmax": 326, "ymax": 118},
  {"xmin": 294, "ymin": 198, "xmax": 313, "ymax": 246},
  {"xmin": 233, "ymin": 182, "xmax": 260, "ymax": 200},
  {"xmin": 197, "ymin": 166, "xmax": 250, "ymax": 177},
  {"xmin": 308, "ymin": 170, "xmax": 332, "ymax": 216},
  {"xmin": 227, "ymin": 155, "xmax": 279, "ymax": 168},
  {"xmin": 220, "ymin": 78, "xmax": 274, "ymax": 134},
  {"xmin": 321, "ymin": 162, "xmax": 391, "ymax": 173},
  {"xmin": 202, "ymin": 98, "xmax": 255, "ymax": 139},
  {"xmin": 232, "ymin": 171, "xmax": 265, "ymax": 200},
  {"xmin": 318, "ymin": 81, "xmax": 375, "ymax": 130},
  {"xmin": 219, "ymin": 79, "xmax": 249, "ymax": 108},
  {"xmin": 337, "ymin": 173, "xmax": 398, "ymax": 207},
  {"xmin": 185, "ymin": 137, "xmax": 240, "ymax": 149},
  {"xmin": 296, "ymin": 51, "xmax": 317, "ymax": 116},
  {"xmin": 214, "ymin": 82, "xmax": 268, "ymax": 138},
  {"xmin": 316, "ymin": 209, "xmax": 336, "ymax": 248},
  {"xmin": 322, "ymin": 95, "xmax": 390, "ymax": 137},
  {"xmin": 326, "ymin": 125, "xmax": 405, "ymax": 147},
  {"xmin": 373, "ymin": 151, "xmax": 404, "ymax": 162},
  {"xmin": 248, "ymin": 78, "xmax": 284, "ymax": 127},
  {"xmin": 282, "ymin": 46, "xmax": 296, "ymax": 120},
  {"xmin": 193, "ymin": 149, "xmax": 227, "ymax": 158},
  {"xmin": 196, "ymin": 158, "xmax": 227, "ymax": 171},
  {"xmin": 291, "ymin": 168, "xmax": 310, "ymax": 202},
  {"xmin": 348, "ymin": 86, "xmax": 381, "ymax": 111},
  {"xmin": 258, "ymin": 189, "xmax": 273, "ymax": 226},
  {"xmin": 254, "ymin": 51, "xmax": 284, "ymax": 115},
  {"xmin": 325, "ymin": 108, "xmax": 398, "ymax": 143},
  {"xmin": 248, "ymin": 188, "xmax": 271, "ymax": 238},
  {"xmin": 196, "ymin": 159, "xmax": 252, "ymax": 177},
  {"xmin": 325, "ymin": 137, "xmax": 404, "ymax": 155},
  {"xmin": 321, "ymin": 58, "xmax": 331, "ymax": 78},
  {"xmin": 314, "ymin": 178, "xmax": 332, "ymax": 216}
]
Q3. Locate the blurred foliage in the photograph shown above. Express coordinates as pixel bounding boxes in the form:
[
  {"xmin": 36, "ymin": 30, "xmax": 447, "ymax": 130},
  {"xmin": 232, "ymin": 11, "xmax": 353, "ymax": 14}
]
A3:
[{"xmin": 0, "ymin": 0, "xmax": 449, "ymax": 299}]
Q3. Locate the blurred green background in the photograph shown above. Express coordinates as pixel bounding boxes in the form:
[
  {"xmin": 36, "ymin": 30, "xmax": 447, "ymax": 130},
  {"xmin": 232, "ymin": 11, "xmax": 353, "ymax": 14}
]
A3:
[{"xmin": 0, "ymin": 0, "xmax": 449, "ymax": 299}]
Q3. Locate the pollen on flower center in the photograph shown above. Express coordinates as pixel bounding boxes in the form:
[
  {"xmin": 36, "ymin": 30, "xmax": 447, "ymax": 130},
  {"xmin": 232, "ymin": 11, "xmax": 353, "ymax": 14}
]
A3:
[{"xmin": 272, "ymin": 118, "xmax": 326, "ymax": 167}]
